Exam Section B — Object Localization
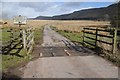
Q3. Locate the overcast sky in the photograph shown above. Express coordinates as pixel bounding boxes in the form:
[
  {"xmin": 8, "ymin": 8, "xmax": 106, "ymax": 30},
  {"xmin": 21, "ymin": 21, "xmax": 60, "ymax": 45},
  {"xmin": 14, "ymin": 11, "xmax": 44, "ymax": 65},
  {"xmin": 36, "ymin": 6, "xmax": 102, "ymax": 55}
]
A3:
[{"xmin": 1, "ymin": 2, "xmax": 115, "ymax": 19}]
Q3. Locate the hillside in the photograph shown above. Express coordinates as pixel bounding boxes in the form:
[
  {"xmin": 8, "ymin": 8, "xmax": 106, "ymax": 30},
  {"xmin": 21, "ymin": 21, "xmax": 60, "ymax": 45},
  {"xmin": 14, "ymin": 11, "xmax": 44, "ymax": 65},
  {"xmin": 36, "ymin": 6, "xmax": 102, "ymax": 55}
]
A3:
[{"xmin": 34, "ymin": 3, "xmax": 118, "ymax": 20}]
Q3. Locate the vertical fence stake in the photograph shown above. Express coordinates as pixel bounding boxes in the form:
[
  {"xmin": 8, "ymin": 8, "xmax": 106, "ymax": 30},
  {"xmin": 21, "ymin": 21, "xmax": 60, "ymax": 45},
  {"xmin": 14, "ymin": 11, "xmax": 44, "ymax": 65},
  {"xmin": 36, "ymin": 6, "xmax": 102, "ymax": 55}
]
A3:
[
  {"xmin": 112, "ymin": 29, "xmax": 115, "ymax": 53},
  {"xmin": 23, "ymin": 29, "xmax": 26, "ymax": 50},
  {"xmin": 113, "ymin": 28, "xmax": 117, "ymax": 54},
  {"xmin": 32, "ymin": 31, "xmax": 35, "ymax": 44},
  {"xmin": 95, "ymin": 28, "xmax": 98, "ymax": 49},
  {"xmin": 83, "ymin": 28, "xmax": 85, "ymax": 46}
]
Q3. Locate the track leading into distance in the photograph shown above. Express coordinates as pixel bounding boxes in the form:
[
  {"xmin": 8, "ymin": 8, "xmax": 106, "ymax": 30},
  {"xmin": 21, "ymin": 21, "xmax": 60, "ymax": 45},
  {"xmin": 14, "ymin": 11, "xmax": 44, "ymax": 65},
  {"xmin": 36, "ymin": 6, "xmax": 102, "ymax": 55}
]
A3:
[{"xmin": 36, "ymin": 25, "xmax": 95, "ymax": 58}]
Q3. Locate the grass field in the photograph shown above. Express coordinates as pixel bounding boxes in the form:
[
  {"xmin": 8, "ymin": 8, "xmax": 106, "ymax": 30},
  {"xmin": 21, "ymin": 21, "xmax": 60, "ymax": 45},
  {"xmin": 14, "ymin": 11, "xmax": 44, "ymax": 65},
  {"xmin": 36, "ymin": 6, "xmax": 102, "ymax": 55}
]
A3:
[
  {"xmin": 34, "ymin": 26, "xmax": 43, "ymax": 45},
  {"xmin": 56, "ymin": 30, "xmax": 83, "ymax": 43},
  {"xmin": 1, "ymin": 25, "xmax": 43, "ymax": 72},
  {"xmin": 50, "ymin": 20, "xmax": 110, "ymax": 32},
  {"xmin": 2, "ymin": 20, "xmax": 52, "ymax": 28},
  {"xmin": 52, "ymin": 26, "xmax": 96, "ymax": 48},
  {"xmin": 2, "ymin": 20, "xmax": 110, "ymax": 27},
  {"xmin": 1, "ymin": 27, "xmax": 29, "ymax": 71}
]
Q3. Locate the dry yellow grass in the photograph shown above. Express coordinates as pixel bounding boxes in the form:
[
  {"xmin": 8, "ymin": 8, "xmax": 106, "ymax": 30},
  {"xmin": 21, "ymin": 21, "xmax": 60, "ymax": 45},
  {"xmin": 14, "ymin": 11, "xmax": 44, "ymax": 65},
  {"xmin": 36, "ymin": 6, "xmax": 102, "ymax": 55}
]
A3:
[
  {"xmin": 49, "ymin": 20, "xmax": 110, "ymax": 32},
  {"xmin": 1, "ymin": 20, "xmax": 52, "ymax": 28},
  {"xmin": 1, "ymin": 20, "xmax": 110, "ymax": 31}
]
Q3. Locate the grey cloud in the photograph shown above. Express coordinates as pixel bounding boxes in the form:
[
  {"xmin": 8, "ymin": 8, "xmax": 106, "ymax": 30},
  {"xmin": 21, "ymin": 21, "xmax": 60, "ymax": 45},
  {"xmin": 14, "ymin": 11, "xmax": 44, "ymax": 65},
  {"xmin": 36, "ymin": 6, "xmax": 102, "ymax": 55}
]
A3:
[
  {"xmin": 2, "ymin": 2, "xmax": 19, "ymax": 19},
  {"xmin": 19, "ymin": 2, "xmax": 81, "ymax": 13},
  {"xmin": 2, "ymin": 2, "xmax": 82, "ymax": 19},
  {"xmin": 62, "ymin": 2, "xmax": 81, "ymax": 8},
  {"xmin": 57, "ymin": 2, "xmax": 81, "ymax": 14},
  {"xmin": 19, "ymin": 2, "xmax": 57, "ymax": 12},
  {"xmin": 0, "ymin": 3, "xmax": 2, "ymax": 19}
]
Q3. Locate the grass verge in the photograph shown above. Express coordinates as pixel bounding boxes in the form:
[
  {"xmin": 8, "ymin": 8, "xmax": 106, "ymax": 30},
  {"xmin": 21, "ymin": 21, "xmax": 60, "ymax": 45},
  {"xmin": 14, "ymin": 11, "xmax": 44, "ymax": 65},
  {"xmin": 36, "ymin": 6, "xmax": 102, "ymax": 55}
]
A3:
[
  {"xmin": 2, "ymin": 49, "xmax": 30, "ymax": 72},
  {"xmin": 55, "ymin": 29, "xmax": 95, "ymax": 48},
  {"xmin": 34, "ymin": 27, "xmax": 43, "ymax": 45},
  {"xmin": 57, "ymin": 30, "xmax": 83, "ymax": 43},
  {"xmin": 1, "ymin": 27, "xmax": 30, "ymax": 72}
]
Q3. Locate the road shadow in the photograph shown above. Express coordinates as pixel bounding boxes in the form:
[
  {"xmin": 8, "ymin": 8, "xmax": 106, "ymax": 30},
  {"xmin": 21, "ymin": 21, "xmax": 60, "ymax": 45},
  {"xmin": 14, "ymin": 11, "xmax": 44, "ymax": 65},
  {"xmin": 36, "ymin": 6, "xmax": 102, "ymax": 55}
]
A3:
[{"xmin": 2, "ymin": 72, "xmax": 21, "ymax": 80}]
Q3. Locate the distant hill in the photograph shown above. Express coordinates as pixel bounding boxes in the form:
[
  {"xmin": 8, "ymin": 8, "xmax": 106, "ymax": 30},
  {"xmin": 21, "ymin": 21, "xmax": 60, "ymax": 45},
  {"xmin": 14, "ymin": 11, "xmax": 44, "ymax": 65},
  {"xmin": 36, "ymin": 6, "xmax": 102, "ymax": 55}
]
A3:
[
  {"xmin": 34, "ymin": 3, "xmax": 118, "ymax": 20},
  {"xmin": 34, "ymin": 16, "xmax": 52, "ymax": 20}
]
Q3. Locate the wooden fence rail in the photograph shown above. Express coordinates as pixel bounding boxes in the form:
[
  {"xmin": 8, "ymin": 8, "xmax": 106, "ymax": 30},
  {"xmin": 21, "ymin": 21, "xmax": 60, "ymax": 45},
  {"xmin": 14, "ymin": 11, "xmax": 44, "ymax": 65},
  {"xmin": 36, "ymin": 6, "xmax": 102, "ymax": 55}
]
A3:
[
  {"xmin": 83, "ymin": 27, "xmax": 115, "ymax": 53},
  {"xmin": 22, "ymin": 28, "xmax": 34, "ymax": 55},
  {"xmin": 1, "ymin": 29, "xmax": 23, "ymax": 54},
  {"xmin": 1, "ymin": 28, "xmax": 34, "ymax": 55}
]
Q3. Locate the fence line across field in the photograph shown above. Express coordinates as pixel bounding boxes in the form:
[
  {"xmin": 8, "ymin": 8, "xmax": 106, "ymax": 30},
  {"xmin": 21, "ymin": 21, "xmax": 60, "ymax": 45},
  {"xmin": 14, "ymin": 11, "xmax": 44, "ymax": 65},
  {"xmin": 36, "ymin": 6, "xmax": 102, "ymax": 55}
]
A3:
[
  {"xmin": 1, "ymin": 28, "xmax": 34, "ymax": 55},
  {"xmin": 1, "ymin": 29, "xmax": 23, "ymax": 54},
  {"xmin": 1, "ymin": 26, "xmax": 119, "ymax": 56},
  {"xmin": 83, "ymin": 27, "xmax": 119, "ymax": 54}
]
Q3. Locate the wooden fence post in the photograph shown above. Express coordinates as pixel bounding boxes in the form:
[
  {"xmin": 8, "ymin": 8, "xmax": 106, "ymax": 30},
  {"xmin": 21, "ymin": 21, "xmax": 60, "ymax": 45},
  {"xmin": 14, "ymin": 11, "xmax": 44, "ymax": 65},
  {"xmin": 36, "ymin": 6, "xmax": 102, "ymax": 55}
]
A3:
[
  {"xmin": 83, "ymin": 28, "xmax": 85, "ymax": 46},
  {"xmin": 32, "ymin": 31, "xmax": 34, "ymax": 44},
  {"xmin": 23, "ymin": 29, "xmax": 26, "ymax": 49},
  {"xmin": 113, "ymin": 28, "xmax": 118, "ymax": 54},
  {"xmin": 95, "ymin": 28, "xmax": 98, "ymax": 49}
]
